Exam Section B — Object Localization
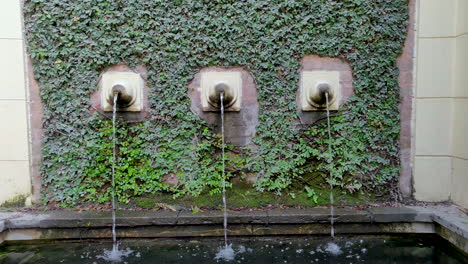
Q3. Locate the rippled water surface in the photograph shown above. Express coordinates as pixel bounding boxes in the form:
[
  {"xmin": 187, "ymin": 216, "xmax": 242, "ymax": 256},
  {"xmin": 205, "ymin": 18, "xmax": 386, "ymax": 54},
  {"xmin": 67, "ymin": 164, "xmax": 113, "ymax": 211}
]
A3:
[{"xmin": 0, "ymin": 235, "xmax": 466, "ymax": 264}]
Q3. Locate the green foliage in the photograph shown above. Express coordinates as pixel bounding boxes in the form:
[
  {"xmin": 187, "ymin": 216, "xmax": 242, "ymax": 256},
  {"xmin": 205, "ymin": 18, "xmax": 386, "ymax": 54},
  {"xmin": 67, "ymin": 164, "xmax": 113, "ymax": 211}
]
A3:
[
  {"xmin": 24, "ymin": 0, "xmax": 408, "ymax": 206},
  {"xmin": 305, "ymin": 186, "xmax": 319, "ymax": 204}
]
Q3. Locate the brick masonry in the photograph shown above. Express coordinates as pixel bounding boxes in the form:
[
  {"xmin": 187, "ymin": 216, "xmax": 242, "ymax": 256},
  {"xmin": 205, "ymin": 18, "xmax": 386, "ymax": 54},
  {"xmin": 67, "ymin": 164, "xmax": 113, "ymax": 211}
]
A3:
[
  {"xmin": 397, "ymin": 0, "xmax": 415, "ymax": 198},
  {"xmin": 27, "ymin": 58, "xmax": 43, "ymax": 203}
]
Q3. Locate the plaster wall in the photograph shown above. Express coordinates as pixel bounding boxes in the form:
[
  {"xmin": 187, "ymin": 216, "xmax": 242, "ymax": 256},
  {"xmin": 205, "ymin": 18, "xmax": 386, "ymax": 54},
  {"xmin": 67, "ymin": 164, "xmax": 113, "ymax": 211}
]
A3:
[
  {"xmin": 0, "ymin": 0, "xmax": 31, "ymax": 205},
  {"xmin": 0, "ymin": 0, "xmax": 31, "ymax": 204},
  {"xmin": 413, "ymin": 0, "xmax": 468, "ymax": 208}
]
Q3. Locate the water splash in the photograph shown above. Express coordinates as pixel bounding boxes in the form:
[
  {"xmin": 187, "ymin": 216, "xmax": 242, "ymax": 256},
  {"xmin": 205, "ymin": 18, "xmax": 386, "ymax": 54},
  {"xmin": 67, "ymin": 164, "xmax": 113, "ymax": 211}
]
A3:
[
  {"xmin": 215, "ymin": 244, "xmax": 235, "ymax": 262},
  {"xmin": 97, "ymin": 243, "xmax": 133, "ymax": 263},
  {"xmin": 220, "ymin": 93, "xmax": 228, "ymax": 247},
  {"xmin": 112, "ymin": 94, "xmax": 118, "ymax": 245},
  {"xmin": 214, "ymin": 244, "xmax": 250, "ymax": 262},
  {"xmin": 325, "ymin": 242, "xmax": 342, "ymax": 256},
  {"xmin": 325, "ymin": 92, "xmax": 334, "ymax": 238}
]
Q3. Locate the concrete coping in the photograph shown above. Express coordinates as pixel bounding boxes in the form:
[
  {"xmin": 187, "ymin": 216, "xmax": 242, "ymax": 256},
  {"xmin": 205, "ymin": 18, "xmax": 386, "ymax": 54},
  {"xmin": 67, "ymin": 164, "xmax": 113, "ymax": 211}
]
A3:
[
  {"xmin": 0, "ymin": 206, "xmax": 438, "ymax": 229},
  {"xmin": 0, "ymin": 206, "xmax": 466, "ymax": 253}
]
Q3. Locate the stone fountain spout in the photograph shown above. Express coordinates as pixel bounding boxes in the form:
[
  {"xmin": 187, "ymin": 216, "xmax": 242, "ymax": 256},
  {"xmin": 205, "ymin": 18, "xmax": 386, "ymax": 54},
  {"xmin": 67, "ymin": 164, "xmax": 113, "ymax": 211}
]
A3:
[
  {"xmin": 307, "ymin": 82, "xmax": 334, "ymax": 109},
  {"xmin": 299, "ymin": 71, "xmax": 341, "ymax": 112},
  {"xmin": 208, "ymin": 82, "xmax": 236, "ymax": 109},
  {"xmin": 100, "ymin": 70, "xmax": 144, "ymax": 112},
  {"xmin": 108, "ymin": 84, "xmax": 135, "ymax": 108},
  {"xmin": 190, "ymin": 68, "xmax": 259, "ymax": 147}
]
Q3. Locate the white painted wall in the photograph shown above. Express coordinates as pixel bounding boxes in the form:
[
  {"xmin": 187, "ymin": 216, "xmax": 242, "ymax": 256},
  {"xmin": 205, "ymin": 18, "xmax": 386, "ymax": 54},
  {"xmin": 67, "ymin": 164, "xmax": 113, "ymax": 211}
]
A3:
[
  {"xmin": 450, "ymin": 0, "xmax": 468, "ymax": 209},
  {"xmin": 414, "ymin": 0, "xmax": 468, "ymax": 208},
  {"xmin": 0, "ymin": 0, "xmax": 31, "ymax": 205}
]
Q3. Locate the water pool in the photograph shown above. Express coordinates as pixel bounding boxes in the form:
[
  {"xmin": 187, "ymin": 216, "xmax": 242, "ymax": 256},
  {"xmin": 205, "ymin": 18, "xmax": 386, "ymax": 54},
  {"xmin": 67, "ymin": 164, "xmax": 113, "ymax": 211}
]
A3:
[{"xmin": 0, "ymin": 235, "xmax": 466, "ymax": 263}]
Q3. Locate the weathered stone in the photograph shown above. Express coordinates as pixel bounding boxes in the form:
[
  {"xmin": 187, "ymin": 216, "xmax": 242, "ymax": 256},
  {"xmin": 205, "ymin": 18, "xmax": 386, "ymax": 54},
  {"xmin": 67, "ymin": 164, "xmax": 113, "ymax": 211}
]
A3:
[
  {"xmin": 397, "ymin": 0, "xmax": 416, "ymax": 199},
  {"xmin": 251, "ymin": 222, "xmax": 433, "ymax": 236},
  {"xmin": 267, "ymin": 208, "xmax": 370, "ymax": 224},
  {"xmin": 366, "ymin": 207, "xmax": 433, "ymax": 223},
  {"xmin": 6, "ymin": 213, "xmax": 46, "ymax": 229},
  {"xmin": 90, "ymin": 64, "xmax": 150, "ymax": 121},
  {"xmin": 26, "ymin": 57, "xmax": 43, "ymax": 204},
  {"xmin": 0, "ymin": 206, "xmax": 466, "ymax": 254},
  {"xmin": 435, "ymin": 224, "xmax": 468, "ymax": 254},
  {"xmin": 188, "ymin": 67, "xmax": 258, "ymax": 146},
  {"xmin": 175, "ymin": 210, "xmax": 268, "ymax": 225},
  {"xmin": 222, "ymin": 211, "xmax": 268, "ymax": 224},
  {"xmin": 176, "ymin": 211, "xmax": 224, "ymax": 225},
  {"xmin": 296, "ymin": 55, "xmax": 354, "ymax": 125},
  {"xmin": 432, "ymin": 214, "xmax": 468, "ymax": 241},
  {"xmin": 6, "ymin": 210, "xmax": 180, "ymax": 229},
  {"xmin": 4, "ymin": 229, "xmax": 42, "ymax": 241}
]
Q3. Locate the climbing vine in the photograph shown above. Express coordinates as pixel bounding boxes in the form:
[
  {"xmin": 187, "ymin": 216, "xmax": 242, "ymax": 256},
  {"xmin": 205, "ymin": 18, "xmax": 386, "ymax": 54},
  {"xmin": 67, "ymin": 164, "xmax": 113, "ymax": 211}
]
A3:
[{"xmin": 24, "ymin": 0, "xmax": 408, "ymax": 206}]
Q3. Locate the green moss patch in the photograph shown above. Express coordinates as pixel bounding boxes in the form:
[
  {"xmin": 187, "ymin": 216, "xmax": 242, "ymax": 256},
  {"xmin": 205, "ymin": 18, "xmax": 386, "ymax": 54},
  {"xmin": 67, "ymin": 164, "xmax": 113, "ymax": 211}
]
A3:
[
  {"xmin": 0, "ymin": 194, "xmax": 29, "ymax": 208},
  {"xmin": 129, "ymin": 181, "xmax": 374, "ymax": 210}
]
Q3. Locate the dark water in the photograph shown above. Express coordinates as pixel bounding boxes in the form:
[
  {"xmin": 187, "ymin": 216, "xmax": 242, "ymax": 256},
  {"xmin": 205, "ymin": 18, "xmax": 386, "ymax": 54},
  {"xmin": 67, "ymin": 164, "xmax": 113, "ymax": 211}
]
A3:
[{"xmin": 0, "ymin": 235, "xmax": 466, "ymax": 264}]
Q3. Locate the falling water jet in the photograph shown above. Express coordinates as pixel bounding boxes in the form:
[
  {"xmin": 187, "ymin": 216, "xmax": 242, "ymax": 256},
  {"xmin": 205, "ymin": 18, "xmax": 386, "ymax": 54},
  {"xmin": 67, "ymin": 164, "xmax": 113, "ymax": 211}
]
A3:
[
  {"xmin": 220, "ymin": 92, "xmax": 228, "ymax": 248},
  {"xmin": 325, "ymin": 92, "xmax": 334, "ymax": 238},
  {"xmin": 214, "ymin": 92, "xmax": 237, "ymax": 262},
  {"xmin": 96, "ymin": 90, "xmax": 136, "ymax": 263},
  {"xmin": 112, "ymin": 93, "xmax": 118, "ymax": 250},
  {"xmin": 300, "ymin": 78, "xmax": 337, "ymax": 239}
]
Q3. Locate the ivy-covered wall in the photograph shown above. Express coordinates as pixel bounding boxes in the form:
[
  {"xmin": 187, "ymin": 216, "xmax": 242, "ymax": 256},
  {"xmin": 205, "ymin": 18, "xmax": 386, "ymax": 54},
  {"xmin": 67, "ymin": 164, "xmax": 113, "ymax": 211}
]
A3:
[{"xmin": 24, "ymin": 0, "xmax": 409, "ymax": 206}]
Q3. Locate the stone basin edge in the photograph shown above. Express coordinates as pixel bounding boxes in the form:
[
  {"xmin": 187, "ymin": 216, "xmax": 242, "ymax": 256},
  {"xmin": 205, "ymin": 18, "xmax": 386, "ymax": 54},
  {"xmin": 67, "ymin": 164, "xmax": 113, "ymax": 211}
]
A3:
[{"xmin": 0, "ymin": 206, "xmax": 466, "ymax": 254}]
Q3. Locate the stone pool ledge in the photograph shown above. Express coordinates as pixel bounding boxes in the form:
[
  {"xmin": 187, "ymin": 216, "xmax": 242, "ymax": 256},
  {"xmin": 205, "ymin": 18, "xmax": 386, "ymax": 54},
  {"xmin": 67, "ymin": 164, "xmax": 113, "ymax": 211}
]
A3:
[{"xmin": 0, "ymin": 205, "xmax": 466, "ymax": 254}]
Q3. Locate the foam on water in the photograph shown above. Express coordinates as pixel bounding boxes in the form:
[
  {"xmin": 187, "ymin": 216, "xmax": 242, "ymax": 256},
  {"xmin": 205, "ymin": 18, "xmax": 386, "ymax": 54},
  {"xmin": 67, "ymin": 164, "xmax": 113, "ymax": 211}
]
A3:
[
  {"xmin": 237, "ymin": 245, "xmax": 246, "ymax": 254},
  {"xmin": 97, "ymin": 244, "xmax": 134, "ymax": 263},
  {"xmin": 214, "ymin": 244, "xmax": 252, "ymax": 262},
  {"xmin": 215, "ymin": 244, "xmax": 235, "ymax": 262},
  {"xmin": 325, "ymin": 242, "xmax": 342, "ymax": 256}
]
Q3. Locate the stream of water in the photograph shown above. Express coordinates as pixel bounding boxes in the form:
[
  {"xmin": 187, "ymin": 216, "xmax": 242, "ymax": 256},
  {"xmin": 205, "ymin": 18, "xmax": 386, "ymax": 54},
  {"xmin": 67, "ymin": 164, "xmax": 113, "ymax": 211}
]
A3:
[
  {"xmin": 112, "ymin": 94, "xmax": 118, "ymax": 246},
  {"xmin": 99, "ymin": 94, "xmax": 135, "ymax": 262},
  {"xmin": 220, "ymin": 93, "xmax": 228, "ymax": 247},
  {"xmin": 325, "ymin": 92, "xmax": 334, "ymax": 238},
  {"xmin": 214, "ymin": 93, "xmax": 237, "ymax": 261}
]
